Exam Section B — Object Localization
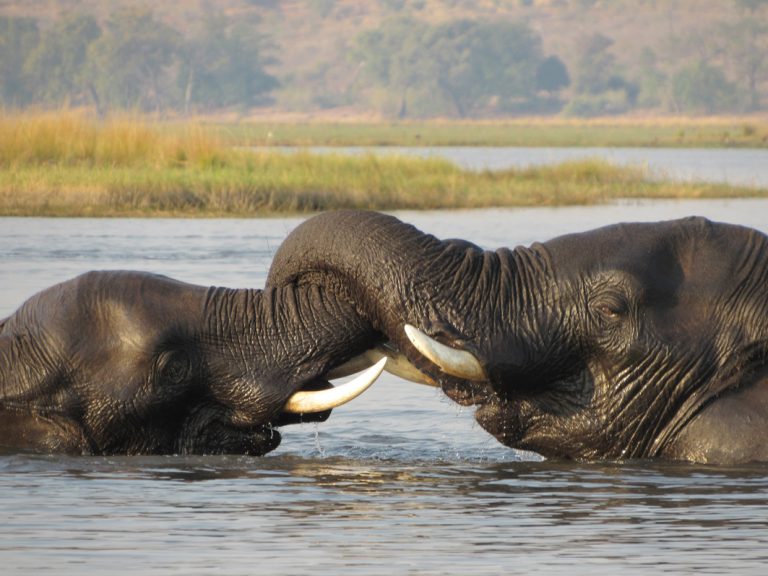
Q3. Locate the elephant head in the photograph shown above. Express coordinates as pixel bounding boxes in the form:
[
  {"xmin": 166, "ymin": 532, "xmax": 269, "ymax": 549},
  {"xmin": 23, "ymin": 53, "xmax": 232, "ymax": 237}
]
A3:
[
  {"xmin": 268, "ymin": 210, "xmax": 768, "ymax": 464},
  {"xmin": 0, "ymin": 270, "xmax": 385, "ymax": 455}
]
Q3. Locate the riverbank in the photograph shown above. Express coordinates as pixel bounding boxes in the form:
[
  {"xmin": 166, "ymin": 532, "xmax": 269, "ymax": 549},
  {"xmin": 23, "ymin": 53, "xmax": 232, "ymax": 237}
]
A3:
[
  {"xmin": 209, "ymin": 115, "xmax": 768, "ymax": 149},
  {"xmin": 2, "ymin": 111, "xmax": 765, "ymax": 217}
]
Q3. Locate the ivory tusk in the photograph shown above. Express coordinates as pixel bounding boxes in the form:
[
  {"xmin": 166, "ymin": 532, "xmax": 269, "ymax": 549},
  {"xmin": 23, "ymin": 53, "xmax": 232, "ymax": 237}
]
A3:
[
  {"xmin": 404, "ymin": 324, "xmax": 487, "ymax": 382},
  {"xmin": 327, "ymin": 345, "xmax": 438, "ymax": 387},
  {"xmin": 283, "ymin": 357, "xmax": 387, "ymax": 414},
  {"xmin": 325, "ymin": 351, "xmax": 381, "ymax": 379},
  {"xmin": 377, "ymin": 346, "xmax": 439, "ymax": 386}
]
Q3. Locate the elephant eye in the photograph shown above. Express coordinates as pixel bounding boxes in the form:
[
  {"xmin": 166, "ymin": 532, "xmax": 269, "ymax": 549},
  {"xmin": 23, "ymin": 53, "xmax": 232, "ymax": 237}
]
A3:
[
  {"xmin": 592, "ymin": 295, "xmax": 628, "ymax": 321},
  {"xmin": 597, "ymin": 304, "xmax": 622, "ymax": 318},
  {"xmin": 157, "ymin": 350, "xmax": 193, "ymax": 385}
]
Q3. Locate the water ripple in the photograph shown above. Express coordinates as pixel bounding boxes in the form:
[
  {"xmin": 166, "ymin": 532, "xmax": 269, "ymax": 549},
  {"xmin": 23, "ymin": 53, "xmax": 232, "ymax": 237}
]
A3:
[{"xmin": 3, "ymin": 202, "xmax": 768, "ymax": 574}]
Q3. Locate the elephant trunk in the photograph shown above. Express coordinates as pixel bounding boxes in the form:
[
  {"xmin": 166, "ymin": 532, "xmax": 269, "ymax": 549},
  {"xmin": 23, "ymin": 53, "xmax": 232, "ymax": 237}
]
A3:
[
  {"xmin": 202, "ymin": 282, "xmax": 382, "ymax": 417},
  {"xmin": 268, "ymin": 211, "xmax": 446, "ymax": 333},
  {"xmin": 267, "ymin": 211, "xmax": 554, "ymax": 388}
]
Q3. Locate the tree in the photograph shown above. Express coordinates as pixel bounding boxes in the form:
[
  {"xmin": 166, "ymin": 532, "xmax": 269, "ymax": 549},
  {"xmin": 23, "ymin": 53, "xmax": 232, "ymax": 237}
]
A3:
[
  {"xmin": 437, "ymin": 20, "xmax": 545, "ymax": 115},
  {"xmin": 351, "ymin": 19, "xmax": 548, "ymax": 118},
  {"xmin": 24, "ymin": 14, "xmax": 100, "ymax": 106},
  {"xmin": 0, "ymin": 17, "xmax": 39, "ymax": 106},
  {"xmin": 735, "ymin": 0, "xmax": 768, "ymax": 12},
  {"xmin": 178, "ymin": 16, "xmax": 279, "ymax": 113},
  {"xmin": 85, "ymin": 9, "xmax": 179, "ymax": 112},
  {"xmin": 351, "ymin": 18, "xmax": 435, "ymax": 116},
  {"xmin": 671, "ymin": 61, "xmax": 738, "ymax": 114},
  {"xmin": 636, "ymin": 48, "xmax": 667, "ymax": 109},
  {"xmin": 536, "ymin": 55, "xmax": 570, "ymax": 93},
  {"xmin": 719, "ymin": 18, "xmax": 768, "ymax": 111},
  {"xmin": 573, "ymin": 33, "xmax": 617, "ymax": 95},
  {"xmin": 566, "ymin": 32, "xmax": 638, "ymax": 116}
]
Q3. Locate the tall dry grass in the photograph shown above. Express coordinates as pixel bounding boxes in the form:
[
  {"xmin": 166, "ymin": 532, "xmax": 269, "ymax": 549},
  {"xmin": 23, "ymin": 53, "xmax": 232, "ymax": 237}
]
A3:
[
  {"xmin": 0, "ymin": 109, "xmax": 226, "ymax": 168},
  {"xmin": 0, "ymin": 110, "xmax": 764, "ymax": 217}
]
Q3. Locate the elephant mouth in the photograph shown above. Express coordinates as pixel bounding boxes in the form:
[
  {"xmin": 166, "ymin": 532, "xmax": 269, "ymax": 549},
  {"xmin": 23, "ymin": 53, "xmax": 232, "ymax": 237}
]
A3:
[
  {"xmin": 239, "ymin": 424, "xmax": 284, "ymax": 456},
  {"xmin": 277, "ymin": 357, "xmax": 387, "ymax": 425},
  {"xmin": 403, "ymin": 324, "xmax": 488, "ymax": 382},
  {"xmin": 440, "ymin": 378, "xmax": 497, "ymax": 406},
  {"xmin": 274, "ymin": 380, "xmax": 335, "ymax": 427},
  {"xmin": 399, "ymin": 324, "xmax": 497, "ymax": 406},
  {"xmin": 330, "ymin": 336, "xmax": 498, "ymax": 407}
]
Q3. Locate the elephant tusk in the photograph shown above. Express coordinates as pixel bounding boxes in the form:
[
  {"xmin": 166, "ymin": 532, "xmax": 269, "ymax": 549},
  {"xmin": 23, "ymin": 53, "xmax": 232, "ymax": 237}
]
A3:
[
  {"xmin": 404, "ymin": 324, "xmax": 487, "ymax": 382},
  {"xmin": 283, "ymin": 357, "xmax": 387, "ymax": 414},
  {"xmin": 327, "ymin": 345, "xmax": 439, "ymax": 387},
  {"xmin": 380, "ymin": 346, "xmax": 440, "ymax": 386},
  {"xmin": 325, "ymin": 350, "xmax": 381, "ymax": 380}
]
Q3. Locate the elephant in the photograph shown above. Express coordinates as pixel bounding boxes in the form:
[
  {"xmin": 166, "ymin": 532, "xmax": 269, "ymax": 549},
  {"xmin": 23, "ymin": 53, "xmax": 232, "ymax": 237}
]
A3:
[
  {"xmin": 0, "ymin": 270, "xmax": 385, "ymax": 455},
  {"xmin": 267, "ymin": 210, "xmax": 768, "ymax": 465}
]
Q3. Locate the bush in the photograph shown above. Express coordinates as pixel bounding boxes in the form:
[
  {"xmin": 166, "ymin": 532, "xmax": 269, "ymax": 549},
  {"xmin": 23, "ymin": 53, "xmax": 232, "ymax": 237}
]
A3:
[
  {"xmin": 562, "ymin": 90, "xmax": 630, "ymax": 117},
  {"xmin": 670, "ymin": 62, "xmax": 739, "ymax": 114}
]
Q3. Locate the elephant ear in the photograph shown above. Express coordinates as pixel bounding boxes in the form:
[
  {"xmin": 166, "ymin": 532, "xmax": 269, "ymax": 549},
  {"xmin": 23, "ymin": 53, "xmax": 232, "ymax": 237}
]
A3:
[
  {"xmin": 0, "ymin": 331, "xmax": 89, "ymax": 453},
  {"xmin": 0, "ymin": 330, "xmax": 33, "ymax": 403},
  {"xmin": 0, "ymin": 331, "xmax": 70, "ymax": 413}
]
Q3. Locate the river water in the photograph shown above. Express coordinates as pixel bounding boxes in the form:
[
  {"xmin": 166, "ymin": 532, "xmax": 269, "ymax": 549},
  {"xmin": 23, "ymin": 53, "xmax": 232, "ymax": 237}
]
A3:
[{"xmin": 2, "ymin": 199, "xmax": 768, "ymax": 574}]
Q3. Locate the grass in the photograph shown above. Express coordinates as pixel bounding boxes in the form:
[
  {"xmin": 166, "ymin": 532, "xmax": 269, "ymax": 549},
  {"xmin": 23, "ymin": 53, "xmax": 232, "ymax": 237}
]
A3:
[
  {"xmin": 0, "ymin": 110, "xmax": 765, "ymax": 217},
  {"xmin": 205, "ymin": 116, "xmax": 768, "ymax": 148}
]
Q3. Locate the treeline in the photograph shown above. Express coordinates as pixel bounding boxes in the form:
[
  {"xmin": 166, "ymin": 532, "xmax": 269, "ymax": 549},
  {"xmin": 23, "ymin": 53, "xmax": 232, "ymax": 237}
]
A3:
[
  {"xmin": 349, "ymin": 18, "xmax": 569, "ymax": 117},
  {"xmin": 347, "ymin": 1, "xmax": 768, "ymax": 117},
  {"xmin": 0, "ymin": 10, "xmax": 277, "ymax": 115},
  {"xmin": 1, "ymin": 0, "xmax": 767, "ymax": 118}
]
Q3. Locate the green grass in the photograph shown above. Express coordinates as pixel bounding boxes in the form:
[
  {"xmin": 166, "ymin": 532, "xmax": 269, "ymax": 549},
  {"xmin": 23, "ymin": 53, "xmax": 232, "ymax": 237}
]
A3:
[
  {"xmin": 205, "ymin": 118, "xmax": 768, "ymax": 148},
  {"xmin": 1, "ymin": 111, "xmax": 765, "ymax": 217}
]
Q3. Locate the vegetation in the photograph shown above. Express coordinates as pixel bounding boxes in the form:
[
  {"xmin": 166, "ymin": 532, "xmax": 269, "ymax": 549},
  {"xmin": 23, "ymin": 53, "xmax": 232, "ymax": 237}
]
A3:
[
  {"xmin": 1, "ymin": 112, "xmax": 764, "ymax": 217},
  {"xmin": 203, "ymin": 118, "xmax": 768, "ymax": 148},
  {"xmin": 0, "ymin": 10, "xmax": 277, "ymax": 115},
  {"xmin": 350, "ymin": 18, "xmax": 560, "ymax": 117},
  {"xmin": 0, "ymin": 1, "xmax": 767, "ymax": 118}
]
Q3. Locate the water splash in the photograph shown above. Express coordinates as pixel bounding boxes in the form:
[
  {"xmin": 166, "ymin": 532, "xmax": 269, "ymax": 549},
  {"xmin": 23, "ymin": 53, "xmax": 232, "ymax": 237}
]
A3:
[{"xmin": 313, "ymin": 423, "xmax": 326, "ymax": 458}]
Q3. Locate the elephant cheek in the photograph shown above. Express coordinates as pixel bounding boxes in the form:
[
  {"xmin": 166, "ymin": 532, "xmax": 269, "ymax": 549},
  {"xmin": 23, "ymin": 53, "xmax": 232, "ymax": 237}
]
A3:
[
  {"xmin": 475, "ymin": 402, "xmax": 525, "ymax": 446},
  {"xmin": 275, "ymin": 409, "xmax": 332, "ymax": 427},
  {"xmin": 443, "ymin": 386, "xmax": 474, "ymax": 406},
  {"xmin": 242, "ymin": 428, "xmax": 282, "ymax": 456},
  {"xmin": 202, "ymin": 426, "xmax": 283, "ymax": 456},
  {"xmin": 179, "ymin": 419, "xmax": 283, "ymax": 456}
]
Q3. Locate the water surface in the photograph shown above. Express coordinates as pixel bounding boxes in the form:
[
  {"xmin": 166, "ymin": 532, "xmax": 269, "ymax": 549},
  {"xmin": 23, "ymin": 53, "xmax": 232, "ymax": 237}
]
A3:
[{"xmin": 2, "ymin": 199, "xmax": 768, "ymax": 574}]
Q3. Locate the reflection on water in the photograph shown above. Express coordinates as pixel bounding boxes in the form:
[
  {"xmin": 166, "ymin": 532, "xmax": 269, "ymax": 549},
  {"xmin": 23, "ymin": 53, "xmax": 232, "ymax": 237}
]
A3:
[
  {"xmin": 2, "ymin": 454, "xmax": 768, "ymax": 575},
  {"xmin": 2, "ymin": 200, "xmax": 768, "ymax": 574}
]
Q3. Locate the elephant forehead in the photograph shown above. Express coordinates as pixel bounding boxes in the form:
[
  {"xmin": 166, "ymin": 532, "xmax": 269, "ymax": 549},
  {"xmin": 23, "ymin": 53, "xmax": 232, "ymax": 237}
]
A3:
[
  {"xmin": 96, "ymin": 300, "xmax": 153, "ymax": 351},
  {"xmin": 544, "ymin": 217, "xmax": 759, "ymax": 285},
  {"xmin": 59, "ymin": 304, "xmax": 158, "ymax": 383},
  {"xmin": 68, "ymin": 271, "xmax": 202, "ymax": 355},
  {"xmin": 544, "ymin": 219, "xmax": 684, "ymax": 270}
]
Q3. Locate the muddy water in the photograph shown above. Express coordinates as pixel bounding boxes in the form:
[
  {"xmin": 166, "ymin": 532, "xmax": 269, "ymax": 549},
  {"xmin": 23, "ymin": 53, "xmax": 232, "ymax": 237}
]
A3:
[{"xmin": 1, "ymin": 199, "xmax": 767, "ymax": 574}]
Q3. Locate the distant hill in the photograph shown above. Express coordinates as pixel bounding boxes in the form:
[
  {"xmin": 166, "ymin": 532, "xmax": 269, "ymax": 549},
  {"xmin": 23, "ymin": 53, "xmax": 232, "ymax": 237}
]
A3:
[{"xmin": 1, "ymin": 0, "xmax": 765, "ymax": 118}]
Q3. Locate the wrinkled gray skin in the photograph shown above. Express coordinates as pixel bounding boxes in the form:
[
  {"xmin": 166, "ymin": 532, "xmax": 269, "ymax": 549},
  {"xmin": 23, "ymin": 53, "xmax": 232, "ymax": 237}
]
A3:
[
  {"xmin": 268, "ymin": 210, "xmax": 768, "ymax": 464},
  {"xmin": 0, "ymin": 271, "xmax": 375, "ymax": 455}
]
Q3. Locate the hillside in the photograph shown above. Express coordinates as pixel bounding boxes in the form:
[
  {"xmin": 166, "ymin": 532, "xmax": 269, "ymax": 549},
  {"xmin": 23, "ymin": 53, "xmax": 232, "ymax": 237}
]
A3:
[{"xmin": 1, "ymin": 0, "xmax": 765, "ymax": 118}]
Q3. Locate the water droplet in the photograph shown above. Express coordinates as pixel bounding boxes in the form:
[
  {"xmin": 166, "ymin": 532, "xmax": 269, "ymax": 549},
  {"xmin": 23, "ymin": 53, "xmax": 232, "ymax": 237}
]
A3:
[{"xmin": 313, "ymin": 423, "xmax": 326, "ymax": 457}]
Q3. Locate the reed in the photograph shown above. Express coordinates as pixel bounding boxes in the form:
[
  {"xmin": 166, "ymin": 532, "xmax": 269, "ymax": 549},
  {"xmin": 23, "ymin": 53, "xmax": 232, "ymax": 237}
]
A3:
[
  {"xmin": 0, "ymin": 111, "xmax": 764, "ymax": 217},
  {"xmin": 0, "ymin": 109, "xmax": 226, "ymax": 168}
]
